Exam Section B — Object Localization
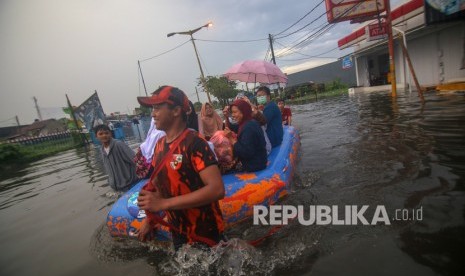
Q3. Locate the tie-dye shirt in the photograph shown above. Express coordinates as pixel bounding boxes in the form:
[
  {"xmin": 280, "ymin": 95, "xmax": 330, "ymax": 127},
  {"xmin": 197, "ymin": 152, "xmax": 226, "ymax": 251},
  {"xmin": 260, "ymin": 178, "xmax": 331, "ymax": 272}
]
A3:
[{"xmin": 150, "ymin": 130, "xmax": 224, "ymax": 246}]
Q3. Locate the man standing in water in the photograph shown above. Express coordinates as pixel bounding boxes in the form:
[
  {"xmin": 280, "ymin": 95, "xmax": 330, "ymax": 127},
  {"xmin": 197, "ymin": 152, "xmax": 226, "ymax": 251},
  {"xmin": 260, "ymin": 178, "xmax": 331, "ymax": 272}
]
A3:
[
  {"xmin": 135, "ymin": 85, "xmax": 225, "ymax": 250},
  {"xmin": 94, "ymin": 124, "xmax": 137, "ymax": 191}
]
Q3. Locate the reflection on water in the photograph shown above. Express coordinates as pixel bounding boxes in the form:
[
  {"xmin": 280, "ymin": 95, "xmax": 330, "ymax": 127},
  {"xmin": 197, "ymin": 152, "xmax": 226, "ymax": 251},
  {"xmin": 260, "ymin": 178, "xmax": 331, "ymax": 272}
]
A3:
[{"xmin": 1, "ymin": 91, "xmax": 464, "ymax": 275}]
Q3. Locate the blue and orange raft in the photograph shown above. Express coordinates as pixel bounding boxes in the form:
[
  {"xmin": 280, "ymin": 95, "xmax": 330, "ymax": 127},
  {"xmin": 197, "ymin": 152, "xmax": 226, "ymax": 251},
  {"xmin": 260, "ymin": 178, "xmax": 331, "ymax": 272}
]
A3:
[{"xmin": 107, "ymin": 125, "xmax": 300, "ymax": 240}]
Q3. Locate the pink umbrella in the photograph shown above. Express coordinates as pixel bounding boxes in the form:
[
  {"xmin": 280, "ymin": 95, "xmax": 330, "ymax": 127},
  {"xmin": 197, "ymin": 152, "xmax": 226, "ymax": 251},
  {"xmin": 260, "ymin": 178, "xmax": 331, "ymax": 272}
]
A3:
[{"xmin": 223, "ymin": 60, "xmax": 288, "ymax": 84}]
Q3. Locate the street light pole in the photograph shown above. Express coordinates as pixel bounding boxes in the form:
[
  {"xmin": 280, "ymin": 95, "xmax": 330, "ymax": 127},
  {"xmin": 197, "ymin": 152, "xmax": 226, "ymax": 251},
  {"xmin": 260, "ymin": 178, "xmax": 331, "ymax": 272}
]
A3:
[
  {"xmin": 385, "ymin": 0, "xmax": 397, "ymax": 97},
  {"xmin": 189, "ymin": 33, "xmax": 211, "ymax": 104},
  {"xmin": 167, "ymin": 22, "xmax": 213, "ymax": 104}
]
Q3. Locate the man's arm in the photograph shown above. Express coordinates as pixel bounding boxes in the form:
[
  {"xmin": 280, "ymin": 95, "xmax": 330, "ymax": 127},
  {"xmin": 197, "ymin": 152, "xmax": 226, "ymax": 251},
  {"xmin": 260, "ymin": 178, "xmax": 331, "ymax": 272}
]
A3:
[{"xmin": 137, "ymin": 165, "xmax": 224, "ymax": 212}]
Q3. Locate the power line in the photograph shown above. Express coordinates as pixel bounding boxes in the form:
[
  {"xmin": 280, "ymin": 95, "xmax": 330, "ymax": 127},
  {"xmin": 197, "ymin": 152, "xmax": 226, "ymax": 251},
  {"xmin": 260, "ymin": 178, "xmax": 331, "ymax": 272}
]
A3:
[
  {"xmin": 274, "ymin": 11, "xmax": 327, "ymax": 40},
  {"xmin": 264, "ymin": 46, "xmax": 271, "ymax": 61},
  {"xmin": 312, "ymin": 45, "xmax": 340, "ymax": 56},
  {"xmin": 277, "ymin": 21, "xmax": 328, "ymax": 50},
  {"xmin": 273, "ymin": 0, "xmax": 324, "ymax": 36},
  {"xmin": 277, "ymin": 45, "xmax": 340, "ymax": 61},
  {"xmin": 140, "ymin": 39, "xmax": 191, "ymax": 62},
  {"xmin": 196, "ymin": 38, "xmax": 268, "ymax": 43},
  {"xmin": 197, "ymin": 48, "xmax": 209, "ymax": 77},
  {"xmin": 278, "ymin": 56, "xmax": 336, "ymax": 61},
  {"xmin": 274, "ymin": 40, "xmax": 339, "ymax": 58},
  {"xmin": 274, "ymin": 1, "xmax": 365, "ymax": 58},
  {"xmin": 275, "ymin": 23, "xmax": 335, "ymax": 58}
]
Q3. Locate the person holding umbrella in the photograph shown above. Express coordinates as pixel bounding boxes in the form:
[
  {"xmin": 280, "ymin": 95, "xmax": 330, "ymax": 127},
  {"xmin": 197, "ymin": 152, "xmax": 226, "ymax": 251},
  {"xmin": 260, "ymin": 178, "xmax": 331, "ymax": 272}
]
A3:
[{"xmin": 223, "ymin": 60, "xmax": 286, "ymax": 148}]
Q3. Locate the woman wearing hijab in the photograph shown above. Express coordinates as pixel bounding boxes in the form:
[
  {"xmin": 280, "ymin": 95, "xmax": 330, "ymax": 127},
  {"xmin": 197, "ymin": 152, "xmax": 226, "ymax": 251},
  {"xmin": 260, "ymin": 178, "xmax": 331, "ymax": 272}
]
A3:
[
  {"xmin": 224, "ymin": 99, "xmax": 267, "ymax": 172},
  {"xmin": 199, "ymin": 102, "xmax": 223, "ymax": 140},
  {"xmin": 235, "ymin": 95, "xmax": 272, "ymax": 155},
  {"xmin": 134, "ymin": 117, "xmax": 166, "ymax": 179}
]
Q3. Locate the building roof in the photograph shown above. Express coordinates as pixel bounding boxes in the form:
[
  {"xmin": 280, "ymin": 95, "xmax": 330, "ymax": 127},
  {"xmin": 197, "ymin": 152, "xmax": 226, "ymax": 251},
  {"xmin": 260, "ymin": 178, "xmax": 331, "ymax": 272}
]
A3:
[
  {"xmin": 0, "ymin": 126, "xmax": 21, "ymax": 140},
  {"xmin": 286, "ymin": 60, "xmax": 356, "ymax": 87},
  {"xmin": 338, "ymin": 0, "xmax": 424, "ymax": 49},
  {"xmin": 20, "ymin": 119, "xmax": 57, "ymax": 132}
]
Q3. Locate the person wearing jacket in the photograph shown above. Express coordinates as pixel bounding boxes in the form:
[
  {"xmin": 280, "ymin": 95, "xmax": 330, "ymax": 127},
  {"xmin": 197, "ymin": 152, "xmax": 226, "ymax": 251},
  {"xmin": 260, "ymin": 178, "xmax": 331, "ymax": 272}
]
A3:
[
  {"xmin": 224, "ymin": 99, "xmax": 267, "ymax": 172},
  {"xmin": 94, "ymin": 124, "xmax": 138, "ymax": 190}
]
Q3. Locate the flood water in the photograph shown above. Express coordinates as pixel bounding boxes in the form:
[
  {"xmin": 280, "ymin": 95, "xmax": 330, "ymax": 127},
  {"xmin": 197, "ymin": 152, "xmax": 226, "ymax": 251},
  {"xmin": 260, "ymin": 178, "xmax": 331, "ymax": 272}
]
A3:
[{"xmin": 1, "ymin": 90, "xmax": 464, "ymax": 276}]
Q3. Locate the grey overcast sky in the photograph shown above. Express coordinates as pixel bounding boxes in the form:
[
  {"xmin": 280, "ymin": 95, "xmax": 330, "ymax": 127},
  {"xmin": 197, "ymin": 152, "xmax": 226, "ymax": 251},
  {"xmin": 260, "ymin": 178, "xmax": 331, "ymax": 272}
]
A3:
[{"xmin": 0, "ymin": 0, "xmax": 404, "ymax": 125}]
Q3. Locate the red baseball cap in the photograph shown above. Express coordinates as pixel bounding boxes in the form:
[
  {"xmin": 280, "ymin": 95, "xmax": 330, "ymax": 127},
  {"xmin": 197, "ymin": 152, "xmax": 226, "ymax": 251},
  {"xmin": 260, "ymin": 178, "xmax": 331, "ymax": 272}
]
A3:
[{"xmin": 137, "ymin": 86, "xmax": 190, "ymax": 113}]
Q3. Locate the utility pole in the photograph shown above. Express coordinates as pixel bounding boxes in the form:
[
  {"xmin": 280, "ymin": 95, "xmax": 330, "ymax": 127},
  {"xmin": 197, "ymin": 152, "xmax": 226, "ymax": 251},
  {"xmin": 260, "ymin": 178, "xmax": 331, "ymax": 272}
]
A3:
[
  {"xmin": 195, "ymin": 86, "xmax": 200, "ymax": 103},
  {"xmin": 268, "ymin": 34, "xmax": 276, "ymax": 65},
  {"xmin": 385, "ymin": 0, "xmax": 397, "ymax": 96},
  {"xmin": 268, "ymin": 33, "xmax": 281, "ymax": 95},
  {"xmin": 33, "ymin": 96, "xmax": 43, "ymax": 121},
  {"xmin": 14, "ymin": 115, "xmax": 21, "ymax": 136},
  {"xmin": 167, "ymin": 22, "xmax": 213, "ymax": 104},
  {"xmin": 189, "ymin": 33, "xmax": 212, "ymax": 104},
  {"xmin": 66, "ymin": 94, "xmax": 88, "ymax": 145},
  {"xmin": 138, "ymin": 60, "xmax": 148, "ymax": 96}
]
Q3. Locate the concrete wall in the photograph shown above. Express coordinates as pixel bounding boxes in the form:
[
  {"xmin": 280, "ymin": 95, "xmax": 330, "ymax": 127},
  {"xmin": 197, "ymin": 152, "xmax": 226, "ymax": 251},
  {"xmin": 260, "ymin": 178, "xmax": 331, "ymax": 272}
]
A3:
[
  {"xmin": 403, "ymin": 21, "xmax": 465, "ymax": 86},
  {"xmin": 352, "ymin": 14, "xmax": 465, "ymax": 88}
]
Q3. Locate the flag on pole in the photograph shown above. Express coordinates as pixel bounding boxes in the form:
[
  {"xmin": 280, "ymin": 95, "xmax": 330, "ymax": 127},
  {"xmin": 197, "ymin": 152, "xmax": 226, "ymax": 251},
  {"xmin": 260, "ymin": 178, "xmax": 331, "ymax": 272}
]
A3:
[
  {"xmin": 62, "ymin": 107, "xmax": 72, "ymax": 114},
  {"xmin": 74, "ymin": 91, "xmax": 106, "ymax": 132}
]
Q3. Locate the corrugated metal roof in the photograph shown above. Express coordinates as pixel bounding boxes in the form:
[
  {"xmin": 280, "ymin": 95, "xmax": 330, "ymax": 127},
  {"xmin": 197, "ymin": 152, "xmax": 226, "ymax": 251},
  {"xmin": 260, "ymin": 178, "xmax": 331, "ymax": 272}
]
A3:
[{"xmin": 286, "ymin": 60, "xmax": 356, "ymax": 87}]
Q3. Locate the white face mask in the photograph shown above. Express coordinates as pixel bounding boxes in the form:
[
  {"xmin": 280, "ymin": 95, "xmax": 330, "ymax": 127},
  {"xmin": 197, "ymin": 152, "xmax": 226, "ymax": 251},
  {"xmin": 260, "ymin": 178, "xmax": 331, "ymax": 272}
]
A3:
[
  {"xmin": 257, "ymin": 95, "xmax": 267, "ymax": 105},
  {"xmin": 229, "ymin": 117, "xmax": 238, "ymax": 124}
]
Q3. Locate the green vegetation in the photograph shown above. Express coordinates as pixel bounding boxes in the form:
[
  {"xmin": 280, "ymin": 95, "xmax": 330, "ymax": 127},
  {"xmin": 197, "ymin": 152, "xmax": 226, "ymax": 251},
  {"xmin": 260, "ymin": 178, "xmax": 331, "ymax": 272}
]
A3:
[
  {"xmin": 286, "ymin": 88, "xmax": 348, "ymax": 104},
  {"xmin": 284, "ymin": 78, "xmax": 349, "ymax": 104},
  {"xmin": 193, "ymin": 101, "xmax": 202, "ymax": 112},
  {"xmin": 135, "ymin": 106, "xmax": 152, "ymax": 117},
  {"xmin": 192, "ymin": 76, "xmax": 349, "ymax": 107},
  {"xmin": 0, "ymin": 134, "xmax": 84, "ymax": 169},
  {"xmin": 198, "ymin": 76, "xmax": 239, "ymax": 106}
]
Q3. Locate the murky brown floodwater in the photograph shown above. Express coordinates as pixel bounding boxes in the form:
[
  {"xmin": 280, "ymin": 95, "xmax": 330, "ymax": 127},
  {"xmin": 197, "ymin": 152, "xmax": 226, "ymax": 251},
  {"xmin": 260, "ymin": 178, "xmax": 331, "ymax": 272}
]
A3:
[{"xmin": 1, "ymin": 90, "xmax": 464, "ymax": 276}]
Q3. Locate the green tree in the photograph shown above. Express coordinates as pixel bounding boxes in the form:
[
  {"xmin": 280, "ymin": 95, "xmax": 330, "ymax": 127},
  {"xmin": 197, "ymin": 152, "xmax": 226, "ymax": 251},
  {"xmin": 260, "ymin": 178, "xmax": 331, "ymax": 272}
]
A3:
[
  {"xmin": 325, "ymin": 78, "xmax": 347, "ymax": 91},
  {"xmin": 199, "ymin": 76, "xmax": 238, "ymax": 106},
  {"xmin": 193, "ymin": 101, "xmax": 202, "ymax": 112}
]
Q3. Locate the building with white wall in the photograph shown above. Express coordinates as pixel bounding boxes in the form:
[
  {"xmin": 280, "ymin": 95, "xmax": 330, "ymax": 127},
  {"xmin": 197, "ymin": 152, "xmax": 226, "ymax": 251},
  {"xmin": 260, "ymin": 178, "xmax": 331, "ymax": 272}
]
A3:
[{"xmin": 338, "ymin": 0, "xmax": 465, "ymax": 90}]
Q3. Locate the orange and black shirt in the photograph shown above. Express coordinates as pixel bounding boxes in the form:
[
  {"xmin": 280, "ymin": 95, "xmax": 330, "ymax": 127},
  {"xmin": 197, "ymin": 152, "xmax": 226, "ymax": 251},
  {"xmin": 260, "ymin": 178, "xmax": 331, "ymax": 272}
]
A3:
[{"xmin": 150, "ymin": 130, "xmax": 224, "ymax": 245}]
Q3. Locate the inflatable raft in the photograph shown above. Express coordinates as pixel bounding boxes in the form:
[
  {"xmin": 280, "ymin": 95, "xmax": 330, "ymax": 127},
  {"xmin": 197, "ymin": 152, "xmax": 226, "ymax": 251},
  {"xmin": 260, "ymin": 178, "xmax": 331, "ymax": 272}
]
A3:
[{"xmin": 107, "ymin": 125, "xmax": 300, "ymax": 240}]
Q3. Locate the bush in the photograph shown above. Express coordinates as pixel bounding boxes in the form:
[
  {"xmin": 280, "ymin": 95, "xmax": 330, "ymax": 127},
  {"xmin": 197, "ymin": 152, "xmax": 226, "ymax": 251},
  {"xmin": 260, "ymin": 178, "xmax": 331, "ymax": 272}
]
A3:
[
  {"xmin": 0, "ymin": 143, "xmax": 25, "ymax": 164},
  {"xmin": 325, "ymin": 78, "xmax": 347, "ymax": 91}
]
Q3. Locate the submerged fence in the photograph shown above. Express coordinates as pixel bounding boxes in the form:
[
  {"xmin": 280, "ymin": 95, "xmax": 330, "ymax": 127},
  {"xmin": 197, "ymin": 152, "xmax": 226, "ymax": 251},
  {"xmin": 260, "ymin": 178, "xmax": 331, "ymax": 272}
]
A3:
[
  {"xmin": 1, "ymin": 116, "xmax": 153, "ymax": 149},
  {"xmin": 0, "ymin": 131, "xmax": 83, "ymax": 151},
  {"xmin": 0, "ymin": 131, "xmax": 85, "ymax": 165},
  {"xmin": 5, "ymin": 131, "xmax": 72, "ymax": 145}
]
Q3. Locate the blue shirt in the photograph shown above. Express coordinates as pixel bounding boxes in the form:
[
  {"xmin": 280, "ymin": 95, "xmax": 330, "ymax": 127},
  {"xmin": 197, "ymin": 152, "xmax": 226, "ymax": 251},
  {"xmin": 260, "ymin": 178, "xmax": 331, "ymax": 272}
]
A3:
[
  {"xmin": 263, "ymin": 101, "xmax": 283, "ymax": 147},
  {"xmin": 233, "ymin": 120, "xmax": 267, "ymax": 172}
]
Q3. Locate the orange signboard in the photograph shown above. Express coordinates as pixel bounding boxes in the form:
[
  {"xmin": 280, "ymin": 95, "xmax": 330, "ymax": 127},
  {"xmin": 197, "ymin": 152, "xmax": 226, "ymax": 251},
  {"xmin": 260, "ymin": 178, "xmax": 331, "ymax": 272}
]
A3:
[{"xmin": 325, "ymin": 0, "xmax": 386, "ymax": 23}]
